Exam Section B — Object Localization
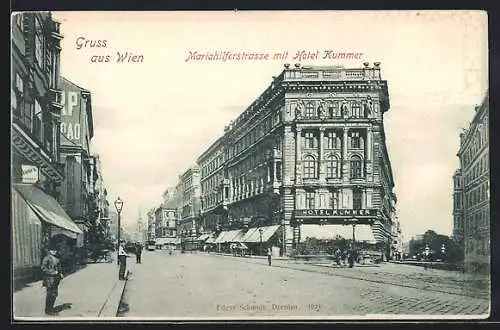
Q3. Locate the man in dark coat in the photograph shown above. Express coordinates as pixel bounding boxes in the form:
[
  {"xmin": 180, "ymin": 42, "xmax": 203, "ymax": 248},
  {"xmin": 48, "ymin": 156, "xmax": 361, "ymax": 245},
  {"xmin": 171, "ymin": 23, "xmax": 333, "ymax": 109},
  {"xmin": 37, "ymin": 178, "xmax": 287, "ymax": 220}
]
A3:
[
  {"xmin": 41, "ymin": 249, "xmax": 64, "ymax": 315},
  {"xmin": 135, "ymin": 243, "xmax": 142, "ymax": 264}
]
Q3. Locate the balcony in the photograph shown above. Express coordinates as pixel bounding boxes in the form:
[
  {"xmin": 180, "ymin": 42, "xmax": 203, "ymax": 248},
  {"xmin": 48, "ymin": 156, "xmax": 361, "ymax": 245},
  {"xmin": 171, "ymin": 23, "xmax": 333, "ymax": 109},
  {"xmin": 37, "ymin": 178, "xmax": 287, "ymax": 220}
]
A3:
[{"xmin": 283, "ymin": 67, "xmax": 381, "ymax": 82}]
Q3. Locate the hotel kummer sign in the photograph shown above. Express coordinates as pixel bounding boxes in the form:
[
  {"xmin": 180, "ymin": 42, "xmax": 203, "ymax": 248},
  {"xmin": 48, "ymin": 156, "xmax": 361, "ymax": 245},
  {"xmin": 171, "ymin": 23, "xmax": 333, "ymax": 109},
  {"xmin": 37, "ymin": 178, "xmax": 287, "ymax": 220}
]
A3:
[
  {"xmin": 292, "ymin": 209, "xmax": 378, "ymax": 225},
  {"xmin": 60, "ymin": 79, "xmax": 84, "ymax": 147}
]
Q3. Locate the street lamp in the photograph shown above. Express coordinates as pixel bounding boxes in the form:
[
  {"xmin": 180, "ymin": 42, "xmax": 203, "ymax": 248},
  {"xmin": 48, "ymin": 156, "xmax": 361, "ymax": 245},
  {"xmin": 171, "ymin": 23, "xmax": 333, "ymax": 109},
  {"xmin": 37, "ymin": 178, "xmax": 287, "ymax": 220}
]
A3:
[
  {"xmin": 114, "ymin": 196, "xmax": 124, "ymax": 264},
  {"xmin": 259, "ymin": 228, "xmax": 264, "ymax": 256}
]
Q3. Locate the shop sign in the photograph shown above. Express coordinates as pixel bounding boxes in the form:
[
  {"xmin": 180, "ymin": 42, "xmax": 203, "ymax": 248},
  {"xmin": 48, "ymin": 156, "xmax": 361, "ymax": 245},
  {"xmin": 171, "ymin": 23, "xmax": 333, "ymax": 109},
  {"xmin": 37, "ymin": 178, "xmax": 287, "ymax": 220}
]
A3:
[{"xmin": 21, "ymin": 165, "xmax": 39, "ymax": 184}]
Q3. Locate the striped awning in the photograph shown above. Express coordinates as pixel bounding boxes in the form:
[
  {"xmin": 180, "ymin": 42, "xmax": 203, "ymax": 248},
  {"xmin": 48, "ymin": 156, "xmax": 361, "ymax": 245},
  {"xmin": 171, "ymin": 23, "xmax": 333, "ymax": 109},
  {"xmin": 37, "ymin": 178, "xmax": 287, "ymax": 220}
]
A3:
[
  {"xmin": 242, "ymin": 225, "xmax": 280, "ymax": 243},
  {"xmin": 197, "ymin": 234, "xmax": 210, "ymax": 241},
  {"xmin": 13, "ymin": 183, "xmax": 83, "ymax": 234}
]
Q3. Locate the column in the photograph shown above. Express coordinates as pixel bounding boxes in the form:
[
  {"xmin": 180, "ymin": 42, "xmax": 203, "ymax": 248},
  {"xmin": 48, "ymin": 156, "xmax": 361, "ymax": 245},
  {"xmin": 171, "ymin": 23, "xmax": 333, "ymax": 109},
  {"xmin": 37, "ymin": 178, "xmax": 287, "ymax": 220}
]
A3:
[
  {"xmin": 273, "ymin": 161, "xmax": 277, "ymax": 182},
  {"xmin": 362, "ymin": 189, "xmax": 366, "ymax": 209},
  {"xmin": 319, "ymin": 128, "xmax": 325, "ymax": 180},
  {"xmin": 366, "ymin": 128, "xmax": 372, "ymax": 161},
  {"xmin": 295, "ymin": 128, "xmax": 302, "ymax": 183},
  {"xmin": 342, "ymin": 128, "xmax": 349, "ymax": 180}
]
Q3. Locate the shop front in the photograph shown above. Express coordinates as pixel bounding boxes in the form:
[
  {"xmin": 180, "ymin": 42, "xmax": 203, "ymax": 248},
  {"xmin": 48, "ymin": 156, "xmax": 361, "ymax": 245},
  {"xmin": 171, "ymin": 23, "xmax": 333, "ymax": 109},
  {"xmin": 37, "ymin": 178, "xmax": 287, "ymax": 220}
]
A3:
[{"xmin": 12, "ymin": 183, "xmax": 83, "ymax": 282}]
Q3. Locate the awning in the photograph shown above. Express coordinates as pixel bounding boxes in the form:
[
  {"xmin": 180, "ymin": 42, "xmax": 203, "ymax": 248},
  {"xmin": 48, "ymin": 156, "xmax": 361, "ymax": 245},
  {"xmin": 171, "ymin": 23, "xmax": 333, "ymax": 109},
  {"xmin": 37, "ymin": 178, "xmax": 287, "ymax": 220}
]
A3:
[
  {"xmin": 197, "ymin": 234, "xmax": 210, "ymax": 241},
  {"xmin": 155, "ymin": 237, "xmax": 180, "ymax": 245},
  {"xmin": 214, "ymin": 231, "xmax": 229, "ymax": 244},
  {"xmin": 224, "ymin": 229, "xmax": 244, "ymax": 243},
  {"xmin": 230, "ymin": 242, "xmax": 248, "ymax": 249},
  {"xmin": 13, "ymin": 184, "xmax": 83, "ymax": 234},
  {"xmin": 242, "ymin": 225, "xmax": 280, "ymax": 243},
  {"xmin": 301, "ymin": 224, "xmax": 377, "ymax": 243},
  {"xmin": 205, "ymin": 237, "xmax": 216, "ymax": 244}
]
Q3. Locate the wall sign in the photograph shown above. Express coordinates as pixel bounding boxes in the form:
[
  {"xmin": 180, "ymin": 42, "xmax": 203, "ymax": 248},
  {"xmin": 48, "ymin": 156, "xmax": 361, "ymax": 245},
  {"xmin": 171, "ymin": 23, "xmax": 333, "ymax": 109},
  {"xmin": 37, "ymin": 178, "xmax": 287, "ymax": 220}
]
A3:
[{"xmin": 21, "ymin": 165, "xmax": 39, "ymax": 184}]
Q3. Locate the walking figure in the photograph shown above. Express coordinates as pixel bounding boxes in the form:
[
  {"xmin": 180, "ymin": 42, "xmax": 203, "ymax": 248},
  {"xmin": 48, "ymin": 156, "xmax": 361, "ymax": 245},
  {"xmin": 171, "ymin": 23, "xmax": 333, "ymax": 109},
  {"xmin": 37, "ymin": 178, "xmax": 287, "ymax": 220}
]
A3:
[
  {"xmin": 267, "ymin": 248, "xmax": 272, "ymax": 266},
  {"xmin": 135, "ymin": 243, "xmax": 142, "ymax": 264},
  {"xmin": 118, "ymin": 241, "xmax": 128, "ymax": 280},
  {"xmin": 41, "ymin": 248, "xmax": 64, "ymax": 315}
]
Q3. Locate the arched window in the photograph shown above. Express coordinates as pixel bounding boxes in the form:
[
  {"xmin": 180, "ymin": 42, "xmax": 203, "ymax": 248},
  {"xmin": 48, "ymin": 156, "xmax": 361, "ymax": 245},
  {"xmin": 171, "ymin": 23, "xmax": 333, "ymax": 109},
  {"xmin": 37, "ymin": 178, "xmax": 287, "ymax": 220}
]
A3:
[
  {"xmin": 350, "ymin": 155, "xmax": 363, "ymax": 179},
  {"xmin": 326, "ymin": 155, "xmax": 339, "ymax": 178},
  {"xmin": 305, "ymin": 102, "xmax": 315, "ymax": 118},
  {"xmin": 303, "ymin": 155, "xmax": 317, "ymax": 178}
]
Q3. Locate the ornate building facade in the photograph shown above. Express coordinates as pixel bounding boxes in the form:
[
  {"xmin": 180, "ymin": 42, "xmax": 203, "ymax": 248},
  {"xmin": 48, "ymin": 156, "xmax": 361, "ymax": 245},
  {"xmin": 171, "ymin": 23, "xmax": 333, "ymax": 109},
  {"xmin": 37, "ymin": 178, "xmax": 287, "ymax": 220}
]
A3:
[
  {"xmin": 189, "ymin": 63, "xmax": 397, "ymax": 256},
  {"xmin": 178, "ymin": 167, "xmax": 202, "ymax": 237},
  {"xmin": 453, "ymin": 91, "xmax": 489, "ymax": 273},
  {"xmin": 11, "ymin": 12, "xmax": 84, "ymax": 281}
]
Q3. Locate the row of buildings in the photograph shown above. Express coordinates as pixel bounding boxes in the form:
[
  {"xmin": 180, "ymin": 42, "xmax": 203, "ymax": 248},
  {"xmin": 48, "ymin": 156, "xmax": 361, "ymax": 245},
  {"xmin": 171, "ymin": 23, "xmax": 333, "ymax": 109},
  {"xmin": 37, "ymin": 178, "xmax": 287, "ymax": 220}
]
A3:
[
  {"xmin": 147, "ymin": 62, "xmax": 401, "ymax": 257},
  {"xmin": 452, "ymin": 91, "xmax": 490, "ymax": 273},
  {"xmin": 11, "ymin": 12, "xmax": 115, "ymax": 282}
]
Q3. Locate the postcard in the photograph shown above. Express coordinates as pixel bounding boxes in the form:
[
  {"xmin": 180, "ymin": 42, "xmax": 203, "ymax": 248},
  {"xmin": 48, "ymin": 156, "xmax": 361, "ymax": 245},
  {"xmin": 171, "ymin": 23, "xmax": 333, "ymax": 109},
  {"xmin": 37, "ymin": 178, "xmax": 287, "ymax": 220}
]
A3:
[{"xmin": 11, "ymin": 10, "xmax": 489, "ymax": 321}]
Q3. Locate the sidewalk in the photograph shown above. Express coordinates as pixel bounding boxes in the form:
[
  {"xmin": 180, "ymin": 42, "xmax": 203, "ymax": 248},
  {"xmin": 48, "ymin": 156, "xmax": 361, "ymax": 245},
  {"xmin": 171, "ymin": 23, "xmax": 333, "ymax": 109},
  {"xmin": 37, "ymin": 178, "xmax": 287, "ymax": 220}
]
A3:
[{"xmin": 13, "ymin": 254, "xmax": 134, "ymax": 319}]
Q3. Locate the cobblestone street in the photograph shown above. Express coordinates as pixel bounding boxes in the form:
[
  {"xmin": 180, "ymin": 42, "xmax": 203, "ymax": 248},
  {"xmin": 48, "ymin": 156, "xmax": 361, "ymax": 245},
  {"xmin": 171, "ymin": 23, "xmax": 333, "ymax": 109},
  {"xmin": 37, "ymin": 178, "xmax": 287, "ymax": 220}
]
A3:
[{"xmin": 119, "ymin": 251, "xmax": 489, "ymax": 319}]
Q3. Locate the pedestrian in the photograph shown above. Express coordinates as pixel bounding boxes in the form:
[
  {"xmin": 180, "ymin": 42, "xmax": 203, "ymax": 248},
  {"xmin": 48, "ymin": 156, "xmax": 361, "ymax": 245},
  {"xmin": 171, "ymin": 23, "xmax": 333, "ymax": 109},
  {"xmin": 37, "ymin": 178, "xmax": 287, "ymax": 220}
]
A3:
[
  {"xmin": 118, "ymin": 241, "xmax": 128, "ymax": 280},
  {"xmin": 267, "ymin": 248, "xmax": 272, "ymax": 266},
  {"xmin": 41, "ymin": 248, "xmax": 64, "ymax": 315},
  {"xmin": 135, "ymin": 243, "xmax": 142, "ymax": 264}
]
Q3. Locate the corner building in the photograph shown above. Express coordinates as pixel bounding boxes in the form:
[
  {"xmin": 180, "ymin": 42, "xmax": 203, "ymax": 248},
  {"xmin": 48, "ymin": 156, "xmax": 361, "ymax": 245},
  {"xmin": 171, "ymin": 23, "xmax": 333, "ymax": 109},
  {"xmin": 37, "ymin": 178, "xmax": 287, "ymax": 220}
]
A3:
[
  {"xmin": 198, "ymin": 63, "xmax": 396, "ymax": 256},
  {"xmin": 453, "ymin": 91, "xmax": 489, "ymax": 273}
]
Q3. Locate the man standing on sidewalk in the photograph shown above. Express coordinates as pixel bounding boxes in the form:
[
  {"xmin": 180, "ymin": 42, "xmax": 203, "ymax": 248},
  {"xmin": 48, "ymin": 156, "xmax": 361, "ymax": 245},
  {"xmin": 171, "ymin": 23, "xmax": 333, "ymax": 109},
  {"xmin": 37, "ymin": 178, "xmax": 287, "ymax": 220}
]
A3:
[
  {"xmin": 135, "ymin": 242, "xmax": 142, "ymax": 264},
  {"xmin": 267, "ymin": 248, "xmax": 272, "ymax": 266},
  {"xmin": 41, "ymin": 249, "xmax": 64, "ymax": 315},
  {"xmin": 118, "ymin": 241, "xmax": 128, "ymax": 280}
]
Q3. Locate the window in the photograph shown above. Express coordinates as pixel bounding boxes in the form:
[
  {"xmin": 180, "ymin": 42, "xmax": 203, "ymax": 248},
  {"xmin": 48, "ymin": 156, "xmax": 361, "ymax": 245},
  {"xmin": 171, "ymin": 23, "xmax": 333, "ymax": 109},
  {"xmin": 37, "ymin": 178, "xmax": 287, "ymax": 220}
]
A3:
[
  {"xmin": 305, "ymin": 191, "xmax": 315, "ymax": 209},
  {"xmin": 351, "ymin": 101, "xmax": 362, "ymax": 118},
  {"xmin": 353, "ymin": 189, "xmax": 363, "ymax": 209},
  {"xmin": 350, "ymin": 131, "xmax": 362, "ymax": 149},
  {"xmin": 276, "ymin": 161, "xmax": 282, "ymax": 181},
  {"xmin": 350, "ymin": 155, "xmax": 363, "ymax": 179},
  {"xmin": 304, "ymin": 131, "xmax": 317, "ymax": 149},
  {"xmin": 330, "ymin": 190, "xmax": 339, "ymax": 209},
  {"xmin": 305, "ymin": 102, "xmax": 315, "ymax": 118},
  {"xmin": 326, "ymin": 131, "xmax": 340, "ymax": 149},
  {"xmin": 34, "ymin": 19, "xmax": 44, "ymax": 65},
  {"xmin": 32, "ymin": 99, "xmax": 44, "ymax": 142},
  {"xmin": 326, "ymin": 155, "xmax": 339, "ymax": 178},
  {"xmin": 303, "ymin": 155, "xmax": 317, "ymax": 178},
  {"xmin": 328, "ymin": 101, "xmax": 340, "ymax": 118}
]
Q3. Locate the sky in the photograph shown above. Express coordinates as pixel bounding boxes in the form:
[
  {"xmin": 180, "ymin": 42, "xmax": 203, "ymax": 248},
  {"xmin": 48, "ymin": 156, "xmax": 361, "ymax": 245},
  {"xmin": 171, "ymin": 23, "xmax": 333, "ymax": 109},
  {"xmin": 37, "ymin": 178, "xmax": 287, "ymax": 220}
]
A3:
[{"xmin": 52, "ymin": 10, "xmax": 488, "ymax": 240}]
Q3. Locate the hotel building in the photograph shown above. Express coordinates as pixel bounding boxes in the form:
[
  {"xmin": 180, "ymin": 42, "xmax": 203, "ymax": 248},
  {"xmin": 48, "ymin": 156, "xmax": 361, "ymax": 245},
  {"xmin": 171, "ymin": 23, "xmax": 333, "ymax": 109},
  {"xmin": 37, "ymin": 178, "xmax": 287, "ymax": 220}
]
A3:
[{"xmin": 195, "ymin": 63, "xmax": 397, "ymax": 256}]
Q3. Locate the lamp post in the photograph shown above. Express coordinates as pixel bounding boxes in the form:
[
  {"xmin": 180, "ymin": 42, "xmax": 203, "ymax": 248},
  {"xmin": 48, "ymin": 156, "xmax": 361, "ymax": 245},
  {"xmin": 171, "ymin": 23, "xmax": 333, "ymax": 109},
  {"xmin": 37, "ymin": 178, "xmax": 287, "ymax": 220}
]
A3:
[
  {"xmin": 114, "ymin": 197, "xmax": 124, "ymax": 265},
  {"xmin": 259, "ymin": 228, "xmax": 263, "ymax": 256}
]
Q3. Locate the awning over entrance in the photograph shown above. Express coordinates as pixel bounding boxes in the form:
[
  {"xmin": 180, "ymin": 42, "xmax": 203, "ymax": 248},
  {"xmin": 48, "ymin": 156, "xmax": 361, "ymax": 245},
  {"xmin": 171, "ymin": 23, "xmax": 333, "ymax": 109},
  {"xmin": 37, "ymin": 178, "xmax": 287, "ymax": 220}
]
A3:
[
  {"xmin": 197, "ymin": 234, "xmax": 210, "ymax": 241},
  {"xmin": 13, "ymin": 183, "xmax": 83, "ymax": 235},
  {"xmin": 214, "ymin": 230, "xmax": 244, "ymax": 243},
  {"xmin": 242, "ymin": 225, "xmax": 280, "ymax": 243},
  {"xmin": 156, "ymin": 237, "xmax": 180, "ymax": 245},
  {"xmin": 300, "ymin": 224, "xmax": 377, "ymax": 243},
  {"xmin": 205, "ymin": 236, "xmax": 216, "ymax": 244}
]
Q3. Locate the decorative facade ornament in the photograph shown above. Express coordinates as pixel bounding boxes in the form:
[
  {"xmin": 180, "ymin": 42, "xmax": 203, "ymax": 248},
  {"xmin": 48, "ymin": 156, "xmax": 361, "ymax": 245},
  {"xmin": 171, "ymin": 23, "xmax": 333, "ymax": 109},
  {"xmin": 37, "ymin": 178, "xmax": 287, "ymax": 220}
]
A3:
[
  {"xmin": 341, "ymin": 99, "xmax": 349, "ymax": 118},
  {"xmin": 295, "ymin": 100, "xmax": 305, "ymax": 119},
  {"xmin": 318, "ymin": 101, "xmax": 328, "ymax": 119}
]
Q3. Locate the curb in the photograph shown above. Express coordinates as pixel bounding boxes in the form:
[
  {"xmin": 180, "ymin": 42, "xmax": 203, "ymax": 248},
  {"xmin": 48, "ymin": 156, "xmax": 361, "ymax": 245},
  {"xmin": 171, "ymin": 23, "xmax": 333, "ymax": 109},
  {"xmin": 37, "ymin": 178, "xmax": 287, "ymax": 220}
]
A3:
[{"xmin": 97, "ymin": 270, "xmax": 129, "ymax": 317}]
